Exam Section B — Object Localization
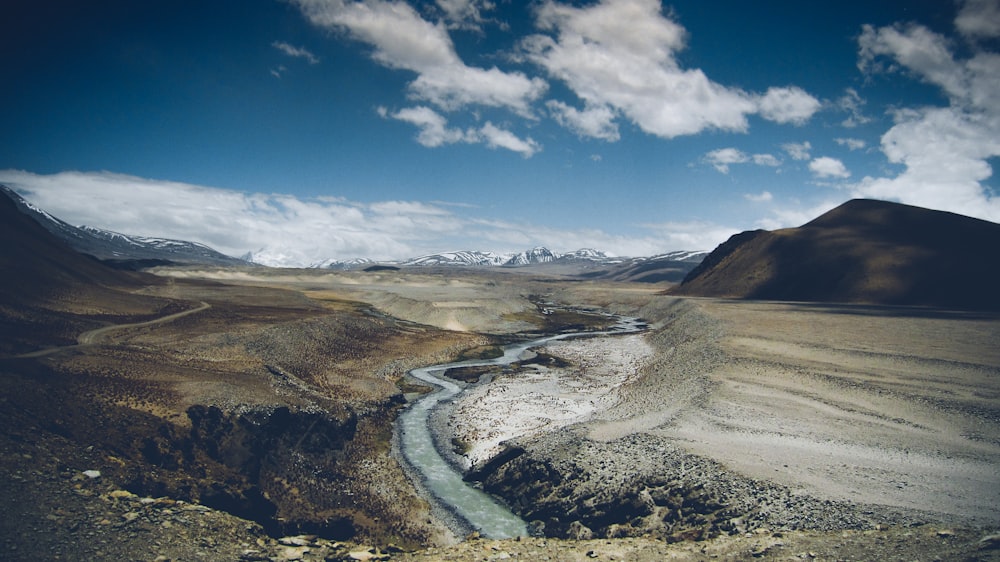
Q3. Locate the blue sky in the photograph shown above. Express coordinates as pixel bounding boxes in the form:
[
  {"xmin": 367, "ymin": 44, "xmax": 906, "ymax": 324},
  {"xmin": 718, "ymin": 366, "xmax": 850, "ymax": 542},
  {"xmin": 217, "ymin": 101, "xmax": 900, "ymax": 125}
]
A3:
[{"xmin": 1, "ymin": 0, "xmax": 998, "ymax": 266}]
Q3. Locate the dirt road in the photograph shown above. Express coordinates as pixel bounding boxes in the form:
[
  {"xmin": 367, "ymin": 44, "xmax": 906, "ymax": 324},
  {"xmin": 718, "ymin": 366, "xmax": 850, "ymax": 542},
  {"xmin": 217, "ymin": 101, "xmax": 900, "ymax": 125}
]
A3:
[{"xmin": 15, "ymin": 301, "xmax": 210, "ymax": 358}]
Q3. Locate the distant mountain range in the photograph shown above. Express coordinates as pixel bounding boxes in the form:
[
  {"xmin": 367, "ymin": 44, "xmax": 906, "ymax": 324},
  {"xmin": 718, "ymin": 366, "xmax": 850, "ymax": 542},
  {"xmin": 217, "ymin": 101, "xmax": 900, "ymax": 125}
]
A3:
[
  {"xmin": 309, "ymin": 247, "xmax": 709, "ymax": 283},
  {"xmin": 672, "ymin": 198, "xmax": 1000, "ymax": 311},
  {"xmin": 2, "ymin": 185, "xmax": 707, "ymax": 279}
]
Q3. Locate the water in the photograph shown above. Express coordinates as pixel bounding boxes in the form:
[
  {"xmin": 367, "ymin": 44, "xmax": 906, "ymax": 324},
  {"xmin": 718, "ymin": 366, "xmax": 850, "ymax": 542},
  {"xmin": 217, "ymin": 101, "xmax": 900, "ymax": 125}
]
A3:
[{"xmin": 397, "ymin": 312, "xmax": 645, "ymax": 539}]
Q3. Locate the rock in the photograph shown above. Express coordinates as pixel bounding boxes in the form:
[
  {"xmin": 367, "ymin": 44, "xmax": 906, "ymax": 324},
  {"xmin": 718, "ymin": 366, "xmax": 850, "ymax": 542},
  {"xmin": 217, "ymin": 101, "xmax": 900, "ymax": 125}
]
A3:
[
  {"xmin": 82, "ymin": 470, "xmax": 101, "ymax": 479},
  {"xmin": 980, "ymin": 534, "xmax": 1000, "ymax": 550},
  {"xmin": 278, "ymin": 535, "xmax": 316, "ymax": 546},
  {"xmin": 109, "ymin": 490, "xmax": 135, "ymax": 499},
  {"xmin": 277, "ymin": 545, "xmax": 309, "ymax": 560},
  {"xmin": 348, "ymin": 549, "xmax": 379, "ymax": 561}
]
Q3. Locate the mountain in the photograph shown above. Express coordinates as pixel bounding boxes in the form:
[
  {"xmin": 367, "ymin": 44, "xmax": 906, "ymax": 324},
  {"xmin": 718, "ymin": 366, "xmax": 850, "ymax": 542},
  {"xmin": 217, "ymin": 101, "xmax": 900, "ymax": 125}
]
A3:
[
  {"xmin": 571, "ymin": 250, "xmax": 709, "ymax": 283},
  {"xmin": 305, "ymin": 246, "xmax": 706, "ymax": 279},
  {"xmin": 401, "ymin": 247, "xmax": 561, "ymax": 267},
  {"xmin": 309, "ymin": 257, "xmax": 376, "ymax": 270},
  {"xmin": 0, "ymin": 186, "xmax": 169, "ymax": 353},
  {"xmin": 3, "ymin": 186, "xmax": 246, "ymax": 268},
  {"xmin": 672, "ymin": 199, "xmax": 1000, "ymax": 311}
]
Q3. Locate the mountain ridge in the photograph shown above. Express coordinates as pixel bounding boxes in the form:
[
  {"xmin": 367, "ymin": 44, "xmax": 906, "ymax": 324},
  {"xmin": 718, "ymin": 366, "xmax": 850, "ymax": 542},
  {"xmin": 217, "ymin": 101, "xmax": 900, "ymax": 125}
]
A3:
[
  {"xmin": 2, "ymin": 185, "xmax": 247, "ymax": 268},
  {"xmin": 4, "ymin": 186, "xmax": 707, "ymax": 274},
  {"xmin": 673, "ymin": 198, "xmax": 1000, "ymax": 310}
]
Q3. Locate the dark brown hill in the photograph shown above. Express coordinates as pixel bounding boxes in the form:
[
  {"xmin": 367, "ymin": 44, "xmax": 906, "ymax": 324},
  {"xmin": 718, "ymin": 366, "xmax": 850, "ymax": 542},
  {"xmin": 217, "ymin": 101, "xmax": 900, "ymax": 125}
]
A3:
[
  {"xmin": 672, "ymin": 199, "xmax": 1000, "ymax": 311},
  {"xmin": 0, "ymin": 189, "xmax": 175, "ymax": 353}
]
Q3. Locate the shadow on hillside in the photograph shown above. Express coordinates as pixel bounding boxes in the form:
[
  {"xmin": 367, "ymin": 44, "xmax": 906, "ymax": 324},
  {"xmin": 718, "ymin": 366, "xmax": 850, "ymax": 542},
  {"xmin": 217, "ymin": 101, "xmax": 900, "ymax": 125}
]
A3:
[{"xmin": 711, "ymin": 298, "xmax": 1000, "ymax": 321}]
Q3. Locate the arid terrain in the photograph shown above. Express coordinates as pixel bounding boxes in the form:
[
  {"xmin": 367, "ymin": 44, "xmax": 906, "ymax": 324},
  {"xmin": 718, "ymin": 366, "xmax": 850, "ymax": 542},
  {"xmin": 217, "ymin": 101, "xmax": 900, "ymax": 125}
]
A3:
[
  {"xmin": 3, "ymin": 261, "xmax": 999, "ymax": 560},
  {"xmin": 3, "ymin": 188, "xmax": 1000, "ymax": 560}
]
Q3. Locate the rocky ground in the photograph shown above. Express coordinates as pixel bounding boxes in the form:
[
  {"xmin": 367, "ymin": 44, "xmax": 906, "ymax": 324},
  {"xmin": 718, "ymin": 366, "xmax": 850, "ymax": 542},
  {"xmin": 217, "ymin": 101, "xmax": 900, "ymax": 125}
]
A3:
[
  {"xmin": 452, "ymin": 293, "xmax": 1000, "ymax": 557},
  {"xmin": 3, "ymin": 267, "xmax": 999, "ymax": 560}
]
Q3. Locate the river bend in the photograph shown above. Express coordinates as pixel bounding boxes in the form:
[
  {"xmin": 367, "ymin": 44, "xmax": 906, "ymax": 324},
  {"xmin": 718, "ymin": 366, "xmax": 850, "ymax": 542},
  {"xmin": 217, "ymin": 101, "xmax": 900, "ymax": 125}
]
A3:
[{"xmin": 397, "ymin": 312, "xmax": 645, "ymax": 539}]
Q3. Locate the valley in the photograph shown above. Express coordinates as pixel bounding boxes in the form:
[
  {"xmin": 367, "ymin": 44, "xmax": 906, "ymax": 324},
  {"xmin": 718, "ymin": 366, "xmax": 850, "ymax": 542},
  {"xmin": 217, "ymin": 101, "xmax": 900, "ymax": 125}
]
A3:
[
  {"xmin": 2, "ymin": 191, "xmax": 999, "ymax": 560},
  {"xmin": 3, "ymin": 264, "xmax": 998, "ymax": 560}
]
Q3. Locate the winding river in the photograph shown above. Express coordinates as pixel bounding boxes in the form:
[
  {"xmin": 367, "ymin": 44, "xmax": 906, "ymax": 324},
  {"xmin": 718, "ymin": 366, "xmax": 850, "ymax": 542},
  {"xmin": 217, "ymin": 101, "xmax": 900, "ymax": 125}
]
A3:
[{"xmin": 397, "ymin": 311, "xmax": 646, "ymax": 539}]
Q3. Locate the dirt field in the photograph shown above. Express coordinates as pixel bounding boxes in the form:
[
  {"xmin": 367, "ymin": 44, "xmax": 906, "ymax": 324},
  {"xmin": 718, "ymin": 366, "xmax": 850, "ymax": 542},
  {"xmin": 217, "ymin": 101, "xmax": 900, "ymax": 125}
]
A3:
[{"xmin": 3, "ymin": 264, "xmax": 999, "ymax": 560}]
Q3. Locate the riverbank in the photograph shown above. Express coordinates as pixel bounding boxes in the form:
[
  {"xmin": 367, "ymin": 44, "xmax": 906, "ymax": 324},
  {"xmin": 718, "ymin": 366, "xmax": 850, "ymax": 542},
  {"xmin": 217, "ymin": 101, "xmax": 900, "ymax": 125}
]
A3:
[{"xmin": 452, "ymin": 296, "xmax": 1000, "ymax": 540}]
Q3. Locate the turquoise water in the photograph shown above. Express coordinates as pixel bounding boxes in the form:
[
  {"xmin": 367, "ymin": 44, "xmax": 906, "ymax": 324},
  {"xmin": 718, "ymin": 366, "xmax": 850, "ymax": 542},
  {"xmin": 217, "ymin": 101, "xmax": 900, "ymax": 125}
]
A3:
[{"xmin": 398, "ymin": 313, "xmax": 645, "ymax": 539}]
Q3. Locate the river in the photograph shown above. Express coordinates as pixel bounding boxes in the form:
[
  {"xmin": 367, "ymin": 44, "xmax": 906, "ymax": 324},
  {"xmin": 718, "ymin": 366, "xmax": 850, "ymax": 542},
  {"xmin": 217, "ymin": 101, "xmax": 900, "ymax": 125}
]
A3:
[{"xmin": 397, "ymin": 311, "xmax": 646, "ymax": 539}]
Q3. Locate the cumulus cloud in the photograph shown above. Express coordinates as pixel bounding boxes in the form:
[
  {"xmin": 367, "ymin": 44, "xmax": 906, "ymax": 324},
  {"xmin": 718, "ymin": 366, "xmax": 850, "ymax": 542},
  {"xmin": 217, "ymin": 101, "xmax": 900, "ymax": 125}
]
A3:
[
  {"xmin": 756, "ymin": 86, "xmax": 822, "ymax": 125},
  {"xmin": 546, "ymin": 100, "xmax": 620, "ymax": 141},
  {"xmin": 782, "ymin": 141, "xmax": 812, "ymax": 161},
  {"xmin": 389, "ymin": 106, "xmax": 476, "ymax": 147},
  {"xmin": 479, "ymin": 122, "xmax": 541, "ymax": 157},
  {"xmin": 523, "ymin": 0, "xmax": 818, "ymax": 139},
  {"xmin": 753, "ymin": 199, "xmax": 844, "ymax": 231},
  {"xmin": 436, "ymin": 0, "xmax": 494, "ymax": 30},
  {"xmin": 385, "ymin": 106, "xmax": 540, "ymax": 156},
  {"xmin": 809, "ymin": 156, "xmax": 851, "ymax": 179},
  {"xmin": 703, "ymin": 148, "xmax": 780, "ymax": 173},
  {"xmin": 639, "ymin": 219, "xmax": 740, "ymax": 252},
  {"xmin": 955, "ymin": 0, "xmax": 1000, "ymax": 40},
  {"xmin": 703, "ymin": 148, "xmax": 748, "ymax": 174},
  {"xmin": 835, "ymin": 137, "xmax": 867, "ymax": 151},
  {"xmin": 752, "ymin": 153, "xmax": 782, "ymax": 167},
  {"xmin": 853, "ymin": 11, "xmax": 1000, "ymax": 221},
  {"xmin": 744, "ymin": 191, "xmax": 773, "ymax": 203},
  {"xmin": 837, "ymin": 88, "xmax": 871, "ymax": 128},
  {"xmin": 290, "ymin": 0, "xmax": 546, "ymax": 115},
  {"xmin": 272, "ymin": 41, "xmax": 320, "ymax": 64}
]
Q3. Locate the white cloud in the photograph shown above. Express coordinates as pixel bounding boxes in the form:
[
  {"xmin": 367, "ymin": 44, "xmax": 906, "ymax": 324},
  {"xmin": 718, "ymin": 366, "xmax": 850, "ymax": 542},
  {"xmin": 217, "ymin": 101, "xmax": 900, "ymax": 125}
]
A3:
[
  {"xmin": 436, "ymin": 0, "xmax": 494, "ymax": 30},
  {"xmin": 752, "ymin": 153, "xmax": 781, "ymax": 167},
  {"xmin": 809, "ymin": 156, "xmax": 851, "ymax": 179},
  {"xmin": 479, "ymin": 122, "xmax": 541, "ymax": 157},
  {"xmin": 386, "ymin": 106, "xmax": 540, "ymax": 156},
  {"xmin": 290, "ymin": 0, "xmax": 546, "ymax": 115},
  {"xmin": 639, "ymin": 220, "xmax": 740, "ymax": 252},
  {"xmin": 782, "ymin": 141, "xmax": 812, "ymax": 161},
  {"xmin": 837, "ymin": 88, "xmax": 871, "ymax": 128},
  {"xmin": 272, "ymin": 41, "xmax": 320, "ymax": 64},
  {"xmin": 744, "ymin": 191, "xmax": 773, "ymax": 203},
  {"xmin": 704, "ymin": 148, "xmax": 748, "ymax": 174},
  {"xmin": 853, "ymin": 15, "xmax": 1000, "ymax": 221},
  {"xmin": 756, "ymin": 86, "xmax": 821, "ymax": 125},
  {"xmin": 546, "ymin": 100, "xmax": 620, "ymax": 141},
  {"xmin": 523, "ymin": 0, "xmax": 817, "ymax": 139},
  {"xmin": 4, "ymin": 170, "xmax": 705, "ymax": 265},
  {"xmin": 835, "ymin": 137, "xmax": 867, "ymax": 151},
  {"xmin": 955, "ymin": 0, "xmax": 1000, "ymax": 40},
  {"xmin": 389, "ymin": 106, "xmax": 476, "ymax": 147},
  {"xmin": 753, "ymin": 199, "xmax": 844, "ymax": 231},
  {"xmin": 703, "ymin": 148, "xmax": 780, "ymax": 173}
]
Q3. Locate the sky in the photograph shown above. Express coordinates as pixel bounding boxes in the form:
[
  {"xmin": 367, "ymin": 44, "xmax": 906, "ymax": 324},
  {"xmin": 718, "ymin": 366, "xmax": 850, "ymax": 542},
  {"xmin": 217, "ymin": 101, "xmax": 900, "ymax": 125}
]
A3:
[{"xmin": 1, "ymin": 0, "xmax": 999, "ymax": 267}]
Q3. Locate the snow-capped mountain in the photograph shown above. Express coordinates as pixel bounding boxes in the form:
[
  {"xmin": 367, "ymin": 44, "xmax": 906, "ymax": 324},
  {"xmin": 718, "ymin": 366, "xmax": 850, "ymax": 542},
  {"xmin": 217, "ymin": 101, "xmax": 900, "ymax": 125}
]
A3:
[
  {"xmin": 639, "ymin": 250, "xmax": 709, "ymax": 263},
  {"xmin": 400, "ymin": 246, "xmax": 601, "ymax": 267},
  {"xmin": 402, "ymin": 250, "xmax": 513, "ymax": 267},
  {"xmin": 2, "ymin": 185, "xmax": 246, "ymax": 267},
  {"xmin": 558, "ymin": 248, "xmax": 626, "ymax": 263},
  {"xmin": 309, "ymin": 257, "xmax": 376, "ymax": 270},
  {"xmin": 4, "ymin": 184, "xmax": 707, "ymax": 276},
  {"xmin": 504, "ymin": 247, "xmax": 556, "ymax": 265}
]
